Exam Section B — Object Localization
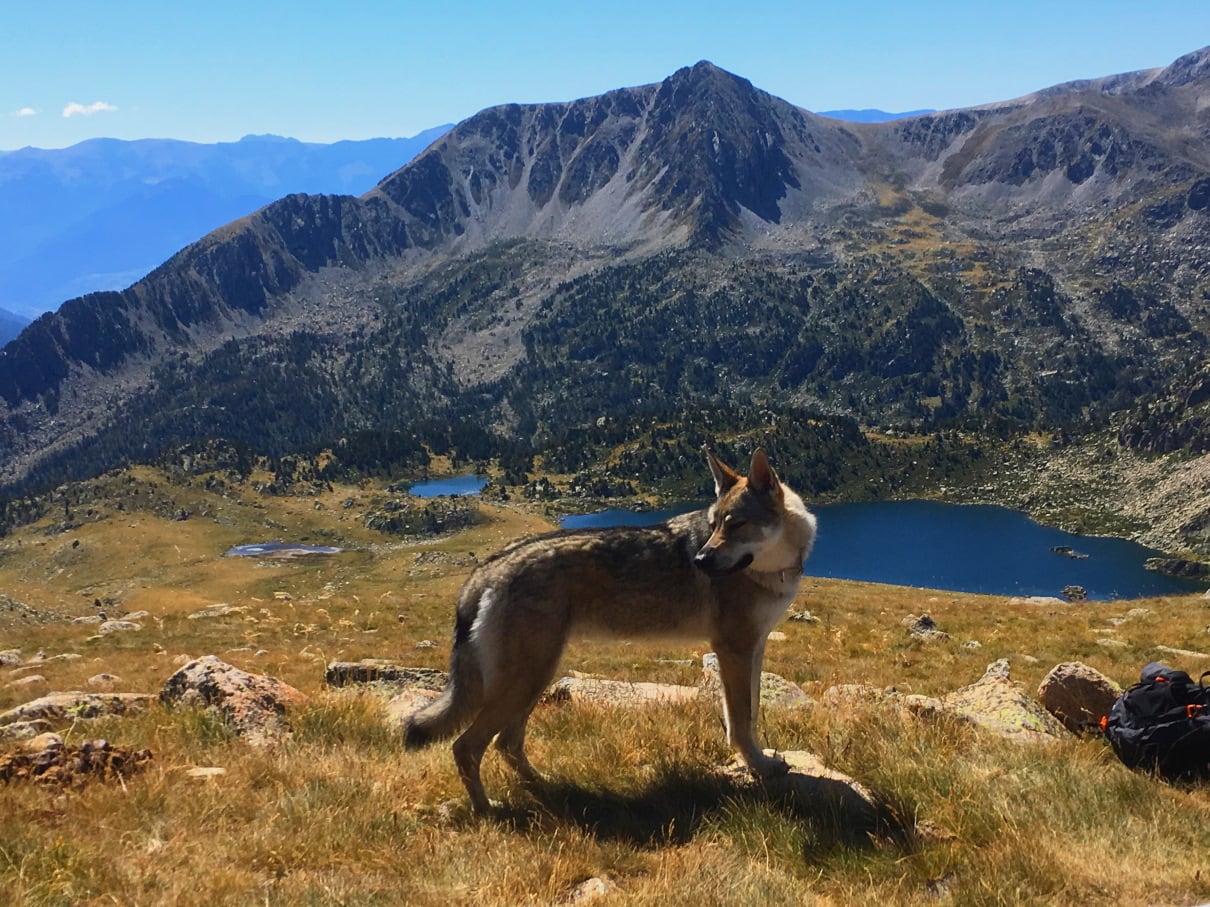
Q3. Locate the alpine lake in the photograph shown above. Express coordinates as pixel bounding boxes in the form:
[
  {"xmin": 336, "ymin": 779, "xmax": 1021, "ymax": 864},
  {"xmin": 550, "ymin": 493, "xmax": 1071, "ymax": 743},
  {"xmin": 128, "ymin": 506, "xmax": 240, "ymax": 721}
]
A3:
[{"xmin": 410, "ymin": 476, "xmax": 1207, "ymax": 602}]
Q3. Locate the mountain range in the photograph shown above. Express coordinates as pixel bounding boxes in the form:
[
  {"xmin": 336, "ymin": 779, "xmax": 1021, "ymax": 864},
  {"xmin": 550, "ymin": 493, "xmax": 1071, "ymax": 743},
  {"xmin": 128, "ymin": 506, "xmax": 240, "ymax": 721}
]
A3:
[
  {"xmin": 0, "ymin": 111, "xmax": 909, "ymax": 337},
  {"xmin": 0, "ymin": 128, "xmax": 451, "ymax": 322},
  {"xmin": 2, "ymin": 49, "xmax": 1209, "ymax": 523}
]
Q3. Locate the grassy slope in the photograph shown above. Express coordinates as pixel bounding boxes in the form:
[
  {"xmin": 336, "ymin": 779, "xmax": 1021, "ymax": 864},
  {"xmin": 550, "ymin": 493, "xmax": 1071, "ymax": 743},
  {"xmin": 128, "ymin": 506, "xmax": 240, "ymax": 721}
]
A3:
[{"xmin": 1, "ymin": 466, "xmax": 1208, "ymax": 906}]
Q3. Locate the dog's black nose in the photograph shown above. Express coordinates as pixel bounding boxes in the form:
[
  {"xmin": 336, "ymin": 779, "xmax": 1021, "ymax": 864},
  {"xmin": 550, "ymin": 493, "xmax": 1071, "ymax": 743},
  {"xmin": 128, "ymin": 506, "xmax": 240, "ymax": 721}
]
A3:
[{"xmin": 695, "ymin": 550, "xmax": 754, "ymax": 576}]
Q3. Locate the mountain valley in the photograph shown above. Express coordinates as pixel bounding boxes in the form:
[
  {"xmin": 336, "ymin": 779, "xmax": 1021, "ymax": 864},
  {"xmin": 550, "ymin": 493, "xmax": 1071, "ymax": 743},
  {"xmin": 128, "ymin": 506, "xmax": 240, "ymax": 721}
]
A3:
[{"xmin": 2, "ymin": 51, "xmax": 1210, "ymax": 559}]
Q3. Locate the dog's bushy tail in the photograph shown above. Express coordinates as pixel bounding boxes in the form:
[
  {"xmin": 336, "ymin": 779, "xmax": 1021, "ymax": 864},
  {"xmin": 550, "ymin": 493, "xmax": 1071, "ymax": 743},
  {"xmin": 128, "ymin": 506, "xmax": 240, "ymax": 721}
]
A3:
[{"xmin": 403, "ymin": 614, "xmax": 483, "ymax": 748}]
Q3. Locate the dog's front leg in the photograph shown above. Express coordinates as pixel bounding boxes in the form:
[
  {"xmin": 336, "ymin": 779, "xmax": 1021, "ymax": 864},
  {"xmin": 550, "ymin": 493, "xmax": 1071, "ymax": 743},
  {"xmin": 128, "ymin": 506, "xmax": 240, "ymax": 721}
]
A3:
[{"xmin": 714, "ymin": 642, "xmax": 789, "ymax": 778}]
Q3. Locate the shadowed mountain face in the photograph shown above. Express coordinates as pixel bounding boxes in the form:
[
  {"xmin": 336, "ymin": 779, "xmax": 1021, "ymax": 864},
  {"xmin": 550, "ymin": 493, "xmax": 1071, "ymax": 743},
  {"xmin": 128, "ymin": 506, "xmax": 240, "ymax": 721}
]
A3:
[{"xmin": 2, "ymin": 50, "xmax": 1210, "ymax": 490}]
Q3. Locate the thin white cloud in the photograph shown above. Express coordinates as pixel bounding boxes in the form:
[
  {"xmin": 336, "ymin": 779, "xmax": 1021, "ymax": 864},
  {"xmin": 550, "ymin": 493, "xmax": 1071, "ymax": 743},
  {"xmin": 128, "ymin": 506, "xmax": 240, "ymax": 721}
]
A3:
[
  {"xmin": 15, "ymin": 107, "xmax": 37, "ymax": 117},
  {"xmin": 62, "ymin": 100, "xmax": 118, "ymax": 118}
]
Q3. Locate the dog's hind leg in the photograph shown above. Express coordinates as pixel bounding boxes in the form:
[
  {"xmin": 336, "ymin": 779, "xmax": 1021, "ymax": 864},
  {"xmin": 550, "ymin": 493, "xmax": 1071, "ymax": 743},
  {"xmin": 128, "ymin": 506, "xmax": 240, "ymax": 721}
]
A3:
[
  {"xmin": 452, "ymin": 715, "xmax": 502, "ymax": 815},
  {"xmin": 452, "ymin": 646, "xmax": 563, "ymax": 813},
  {"xmin": 495, "ymin": 711, "xmax": 542, "ymax": 786}
]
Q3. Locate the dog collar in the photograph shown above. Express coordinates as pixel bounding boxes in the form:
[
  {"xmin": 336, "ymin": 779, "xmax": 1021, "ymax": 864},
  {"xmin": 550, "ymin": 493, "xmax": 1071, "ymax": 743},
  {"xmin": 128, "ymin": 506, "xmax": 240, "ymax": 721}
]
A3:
[{"xmin": 776, "ymin": 546, "xmax": 808, "ymax": 584}]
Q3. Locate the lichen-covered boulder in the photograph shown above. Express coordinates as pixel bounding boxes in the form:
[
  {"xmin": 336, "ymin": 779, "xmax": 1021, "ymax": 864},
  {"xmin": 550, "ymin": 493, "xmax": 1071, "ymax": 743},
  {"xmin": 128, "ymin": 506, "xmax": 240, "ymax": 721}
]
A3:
[
  {"xmin": 160, "ymin": 656, "xmax": 306, "ymax": 746},
  {"xmin": 941, "ymin": 660, "xmax": 1067, "ymax": 743}
]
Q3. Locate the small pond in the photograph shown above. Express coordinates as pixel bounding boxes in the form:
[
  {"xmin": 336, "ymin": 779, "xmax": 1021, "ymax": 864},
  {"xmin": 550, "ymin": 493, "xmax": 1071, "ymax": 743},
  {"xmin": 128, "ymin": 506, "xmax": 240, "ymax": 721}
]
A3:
[
  {"xmin": 225, "ymin": 543, "xmax": 343, "ymax": 558},
  {"xmin": 408, "ymin": 474, "xmax": 488, "ymax": 497}
]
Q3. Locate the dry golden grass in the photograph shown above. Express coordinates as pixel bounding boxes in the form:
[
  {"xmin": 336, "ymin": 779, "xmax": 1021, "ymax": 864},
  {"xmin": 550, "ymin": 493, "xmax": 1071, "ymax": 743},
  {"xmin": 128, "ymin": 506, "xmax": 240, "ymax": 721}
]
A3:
[
  {"xmin": 864, "ymin": 190, "xmax": 1010, "ymax": 294},
  {"xmin": 2, "ymin": 467, "xmax": 1209, "ymax": 905}
]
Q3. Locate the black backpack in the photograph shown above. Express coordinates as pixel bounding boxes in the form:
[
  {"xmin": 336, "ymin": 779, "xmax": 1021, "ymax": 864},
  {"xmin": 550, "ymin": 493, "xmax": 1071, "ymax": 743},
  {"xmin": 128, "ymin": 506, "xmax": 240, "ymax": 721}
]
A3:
[{"xmin": 1102, "ymin": 662, "xmax": 1210, "ymax": 781}]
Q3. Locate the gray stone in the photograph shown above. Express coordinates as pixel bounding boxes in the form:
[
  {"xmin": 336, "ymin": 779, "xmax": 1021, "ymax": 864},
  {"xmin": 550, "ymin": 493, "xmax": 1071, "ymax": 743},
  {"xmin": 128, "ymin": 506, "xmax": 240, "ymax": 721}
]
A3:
[
  {"xmin": 99, "ymin": 619, "xmax": 142, "ymax": 634},
  {"xmin": 0, "ymin": 735, "xmax": 152, "ymax": 785},
  {"xmin": 160, "ymin": 655, "xmax": 306, "ymax": 747},
  {"xmin": 1154, "ymin": 644, "xmax": 1210, "ymax": 660},
  {"xmin": 187, "ymin": 604, "xmax": 247, "ymax": 620},
  {"xmin": 702, "ymin": 652, "xmax": 810, "ymax": 708},
  {"xmin": 564, "ymin": 876, "xmax": 618, "ymax": 904},
  {"xmin": 547, "ymin": 676, "xmax": 701, "ymax": 706},
  {"xmin": 720, "ymin": 749, "xmax": 903, "ymax": 842},
  {"xmin": 938, "ymin": 660, "xmax": 1067, "ymax": 743},
  {"xmin": 384, "ymin": 689, "xmax": 441, "ymax": 730},
  {"xmin": 22, "ymin": 731, "xmax": 64, "ymax": 753},
  {"xmin": 1037, "ymin": 662, "xmax": 1123, "ymax": 733},
  {"xmin": 0, "ymin": 719, "xmax": 53, "ymax": 740},
  {"xmin": 0, "ymin": 691, "xmax": 154, "ymax": 727},
  {"xmin": 903, "ymin": 614, "xmax": 951, "ymax": 642},
  {"xmin": 324, "ymin": 660, "xmax": 447, "ymax": 690}
]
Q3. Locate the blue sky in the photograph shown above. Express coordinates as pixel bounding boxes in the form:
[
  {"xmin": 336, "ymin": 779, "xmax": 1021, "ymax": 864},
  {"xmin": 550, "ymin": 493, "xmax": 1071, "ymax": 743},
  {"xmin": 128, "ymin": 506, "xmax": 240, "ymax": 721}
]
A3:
[{"xmin": 3, "ymin": 1, "xmax": 1209, "ymax": 150}]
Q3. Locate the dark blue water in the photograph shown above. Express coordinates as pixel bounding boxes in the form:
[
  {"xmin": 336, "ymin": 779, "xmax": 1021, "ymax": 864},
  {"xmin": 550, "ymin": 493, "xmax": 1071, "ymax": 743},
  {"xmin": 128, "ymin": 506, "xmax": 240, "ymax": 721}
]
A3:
[
  {"xmin": 408, "ymin": 474, "xmax": 488, "ymax": 497},
  {"xmin": 561, "ymin": 500, "xmax": 1207, "ymax": 601}
]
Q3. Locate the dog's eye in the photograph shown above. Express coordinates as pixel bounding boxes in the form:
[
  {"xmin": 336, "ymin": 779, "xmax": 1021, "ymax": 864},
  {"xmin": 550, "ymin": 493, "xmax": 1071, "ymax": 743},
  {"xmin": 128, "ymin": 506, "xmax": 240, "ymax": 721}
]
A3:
[{"xmin": 725, "ymin": 518, "xmax": 747, "ymax": 530}]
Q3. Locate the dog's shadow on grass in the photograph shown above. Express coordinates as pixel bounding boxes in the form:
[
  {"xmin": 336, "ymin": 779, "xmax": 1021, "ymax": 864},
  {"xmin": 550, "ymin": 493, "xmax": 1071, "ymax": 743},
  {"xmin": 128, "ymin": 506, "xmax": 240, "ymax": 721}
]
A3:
[{"xmin": 496, "ymin": 762, "xmax": 916, "ymax": 858}]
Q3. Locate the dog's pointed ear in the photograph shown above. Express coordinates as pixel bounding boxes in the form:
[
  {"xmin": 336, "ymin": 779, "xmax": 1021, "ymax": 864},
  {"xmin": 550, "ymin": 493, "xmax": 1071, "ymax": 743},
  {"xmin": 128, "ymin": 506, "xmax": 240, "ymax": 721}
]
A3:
[
  {"xmin": 748, "ymin": 447, "xmax": 782, "ymax": 498},
  {"xmin": 704, "ymin": 447, "xmax": 741, "ymax": 496}
]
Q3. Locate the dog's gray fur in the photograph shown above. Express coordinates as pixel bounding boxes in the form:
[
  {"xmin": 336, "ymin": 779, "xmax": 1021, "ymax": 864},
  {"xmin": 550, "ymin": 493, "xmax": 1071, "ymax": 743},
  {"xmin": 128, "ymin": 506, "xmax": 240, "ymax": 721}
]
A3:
[{"xmin": 404, "ymin": 447, "xmax": 816, "ymax": 813}]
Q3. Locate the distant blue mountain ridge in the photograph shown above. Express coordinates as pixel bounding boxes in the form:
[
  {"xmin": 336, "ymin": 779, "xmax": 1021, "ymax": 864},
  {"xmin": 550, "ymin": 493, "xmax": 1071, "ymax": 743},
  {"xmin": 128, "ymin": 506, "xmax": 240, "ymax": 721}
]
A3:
[
  {"xmin": 0, "ymin": 307, "xmax": 27, "ymax": 346},
  {"xmin": 817, "ymin": 108, "xmax": 936, "ymax": 123},
  {"xmin": 0, "ymin": 127, "xmax": 451, "ymax": 322}
]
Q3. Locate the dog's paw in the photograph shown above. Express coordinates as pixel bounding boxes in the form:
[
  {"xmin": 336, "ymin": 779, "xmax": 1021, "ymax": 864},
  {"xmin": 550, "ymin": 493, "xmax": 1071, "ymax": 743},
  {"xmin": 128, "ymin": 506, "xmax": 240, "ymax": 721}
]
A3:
[
  {"xmin": 747, "ymin": 750, "xmax": 791, "ymax": 779},
  {"xmin": 432, "ymin": 795, "xmax": 508, "ymax": 823}
]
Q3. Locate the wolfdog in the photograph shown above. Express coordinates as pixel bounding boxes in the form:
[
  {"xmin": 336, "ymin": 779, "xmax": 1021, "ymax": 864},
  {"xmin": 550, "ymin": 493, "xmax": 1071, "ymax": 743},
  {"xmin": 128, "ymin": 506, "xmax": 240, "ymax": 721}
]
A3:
[{"xmin": 404, "ymin": 447, "xmax": 816, "ymax": 813}]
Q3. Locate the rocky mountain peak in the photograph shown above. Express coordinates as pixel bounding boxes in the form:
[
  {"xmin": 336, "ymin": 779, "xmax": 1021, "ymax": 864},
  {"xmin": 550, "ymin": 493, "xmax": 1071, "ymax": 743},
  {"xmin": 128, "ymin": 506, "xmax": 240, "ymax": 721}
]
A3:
[
  {"xmin": 1154, "ymin": 44, "xmax": 1210, "ymax": 88},
  {"xmin": 662, "ymin": 59, "xmax": 757, "ymax": 96},
  {"xmin": 364, "ymin": 59, "xmax": 819, "ymax": 251}
]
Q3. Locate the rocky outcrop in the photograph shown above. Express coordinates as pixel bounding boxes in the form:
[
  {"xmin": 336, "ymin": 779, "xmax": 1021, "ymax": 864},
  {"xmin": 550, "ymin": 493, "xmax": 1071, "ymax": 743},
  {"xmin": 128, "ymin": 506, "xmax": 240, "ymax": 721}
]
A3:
[
  {"xmin": 325, "ymin": 660, "xmax": 448, "ymax": 689},
  {"xmin": 0, "ymin": 691, "xmax": 154, "ymax": 729},
  {"xmin": 1144, "ymin": 557, "xmax": 1210, "ymax": 579},
  {"xmin": 719, "ymin": 749, "xmax": 907, "ymax": 845},
  {"xmin": 903, "ymin": 614, "xmax": 950, "ymax": 642},
  {"xmin": 938, "ymin": 660, "xmax": 1067, "ymax": 743},
  {"xmin": 824, "ymin": 660, "xmax": 1069, "ymax": 744},
  {"xmin": 1037, "ymin": 662, "xmax": 1123, "ymax": 733},
  {"xmin": 159, "ymin": 656, "xmax": 306, "ymax": 746},
  {"xmin": 0, "ymin": 733, "xmax": 152, "ymax": 786}
]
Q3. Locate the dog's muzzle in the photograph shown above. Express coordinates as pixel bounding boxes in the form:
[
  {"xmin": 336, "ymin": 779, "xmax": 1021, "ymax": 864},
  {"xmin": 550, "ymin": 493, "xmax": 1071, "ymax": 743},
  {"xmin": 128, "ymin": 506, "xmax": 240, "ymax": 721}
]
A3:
[{"xmin": 694, "ymin": 549, "xmax": 754, "ymax": 576}]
